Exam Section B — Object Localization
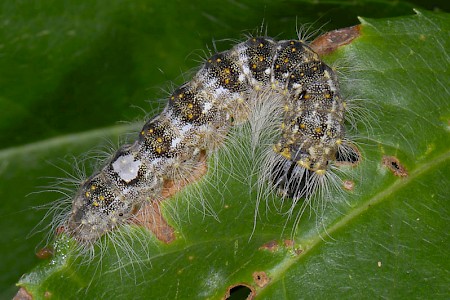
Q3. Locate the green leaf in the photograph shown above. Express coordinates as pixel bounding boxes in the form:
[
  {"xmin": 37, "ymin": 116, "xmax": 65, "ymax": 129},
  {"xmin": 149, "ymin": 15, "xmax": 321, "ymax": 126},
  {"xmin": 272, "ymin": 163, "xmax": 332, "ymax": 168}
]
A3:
[{"xmin": 2, "ymin": 1, "xmax": 449, "ymax": 299}]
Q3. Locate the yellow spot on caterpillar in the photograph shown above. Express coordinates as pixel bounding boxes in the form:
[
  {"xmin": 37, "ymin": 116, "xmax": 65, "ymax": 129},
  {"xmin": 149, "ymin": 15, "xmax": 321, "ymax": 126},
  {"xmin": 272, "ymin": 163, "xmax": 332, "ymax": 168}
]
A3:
[
  {"xmin": 304, "ymin": 94, "xmax": 311, "ymax": 100},
  {"xmin": 291, "ymin": 47, "xmax": 296, "ymax": 52},
  {"xmin": 315, "ymin": 127, "xmax": 322, "ymax": 133},
  {"xmin": 300, "ymin": 123, "xmax": 306, "ymax": 129},
  {"xmin": 297, "ymin": 160, "xmax": 309, "ymax": 169},
  {"xmin": 99, "ymin": 195, "xmax": 105, "ymax": 201},
  {"xmin": 157, "ymin": 137, "xmax": 163, "ymax": 143},
  {"xmin": 284, "ymin": 58, "xmax": 289, "ymax": 63},
  {"xmin": 259, "ymin": 43, "xmax": 264, "ymax": 48},
  {"xmin": 93, "ymin": 201, "xmax": 99, "ymax": 207},
  {"xmin": 224, "ymin": 68, "xmax": 231, "ymax": 74},
  {"xmin": 325, "ymin": 93, "xmax": 331, "ymax": 99},
  {"xmin": 315, "ymin": 169, "xmax": 326, "ymax": 175},
  {"xmin": 281, "ymin": 148, "xmax": 291, "ymax": 160},
  {"xmin": 178, "ymin": 93, "xmax": 184, "ymax": 99},
  {"xmin": 91, "ymin": 185, "xmax": 97, "ymax": 190},
  {"xmin": 187, "ymin": 103, "xmax": 193, "ymax": 109},
  {"xmin": 188, "ymin": 114, "xmax": 194, "ymax": 119},
  {"xmin": 156, "ymin": 147, "xmax": 162, "ymax": 154},
  {"xmin": 148, "ymin": 128, "xmax": 154, "ymax": 134},
  {"xmin": 284, "ymin": 105, "xmax": 289, "ymax": 112},
  {"xmin": 252, "ymin": 64, "xmax": 257, "ymax": 69},
  {"xmin": 275, "ymin": 64, "xmax": 280, "ymax": 69},
  {"xmin": 85, "ymin": 191, "xmax": 90, "ymax": 197},
  {"xmin": 300, "ymin": 72, "xmax": 304, "ymax": 77},
  {"xmin": 336, "ymin": 139, "xmax": 342, "ymax": 145},
  {"xmin": 224, "ymin": 78, "xmax": 230, "ymax": 84},
  {"xmin": 258, "ymin": 56, "xmax": 264, "ymax": 62},
  {"xmin": 216, "ymin": 58, "xmax": 222, "ymax": 63}
]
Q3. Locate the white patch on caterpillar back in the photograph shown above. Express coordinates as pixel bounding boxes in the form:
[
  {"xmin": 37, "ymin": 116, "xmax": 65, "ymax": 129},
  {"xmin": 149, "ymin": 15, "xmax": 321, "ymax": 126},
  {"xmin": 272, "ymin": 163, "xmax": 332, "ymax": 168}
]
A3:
[{"xmin": 112, "ymin": 154, "xmax": 142, "ymax": 183}]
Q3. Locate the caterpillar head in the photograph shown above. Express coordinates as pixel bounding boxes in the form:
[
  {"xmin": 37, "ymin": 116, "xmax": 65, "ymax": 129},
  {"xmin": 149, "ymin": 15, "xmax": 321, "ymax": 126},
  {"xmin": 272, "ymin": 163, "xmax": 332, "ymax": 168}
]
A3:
[{"xmin": 67, "ymin": 173, "xmax": 138, "ymax": 243}]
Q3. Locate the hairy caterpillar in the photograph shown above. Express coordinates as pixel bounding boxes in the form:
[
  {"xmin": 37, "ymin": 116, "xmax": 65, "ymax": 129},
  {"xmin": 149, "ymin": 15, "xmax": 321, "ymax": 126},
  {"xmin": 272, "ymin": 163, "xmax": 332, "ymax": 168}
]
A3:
[{"xmin": 52, "ymin": 34, "xmax": 356, "ymax": 244}]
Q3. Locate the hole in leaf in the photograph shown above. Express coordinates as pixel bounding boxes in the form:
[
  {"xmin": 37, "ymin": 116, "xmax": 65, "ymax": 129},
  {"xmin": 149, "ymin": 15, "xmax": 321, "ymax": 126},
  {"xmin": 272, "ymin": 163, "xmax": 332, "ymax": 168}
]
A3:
[{"xmin": 225, "ymin": 284, "xmax": 255, "ymax": 300}]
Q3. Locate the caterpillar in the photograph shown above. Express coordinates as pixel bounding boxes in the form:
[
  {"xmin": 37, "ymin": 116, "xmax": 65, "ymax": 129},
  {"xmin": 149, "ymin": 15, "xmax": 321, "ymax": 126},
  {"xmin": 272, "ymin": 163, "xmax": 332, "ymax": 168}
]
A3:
[{"xmin": 59, "ymin": 35, "xmax": 355, "ymax": 244}]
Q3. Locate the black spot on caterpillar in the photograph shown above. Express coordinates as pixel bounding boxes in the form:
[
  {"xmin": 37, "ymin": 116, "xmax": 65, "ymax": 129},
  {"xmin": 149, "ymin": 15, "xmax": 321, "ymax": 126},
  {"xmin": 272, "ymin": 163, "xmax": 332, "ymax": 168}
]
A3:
[{"xmin": 55, "ymin": 35, "xmax": 357, "ymax": 244}]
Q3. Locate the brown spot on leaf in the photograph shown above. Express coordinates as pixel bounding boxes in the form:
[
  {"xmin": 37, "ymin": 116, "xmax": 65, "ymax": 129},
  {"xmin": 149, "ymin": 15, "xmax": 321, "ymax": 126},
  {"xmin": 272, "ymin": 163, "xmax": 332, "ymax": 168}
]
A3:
[
  {"xmin": 161, "ymin": 151, "xmax": 207, "ymax": 198},
  {"xmin": 253, "ymin": 271, "xmax": 271, "ymax": 288},
  {"xmin": 283, "ymin": 239, "xmax": 294, "ymax": 248},
  {"xmin": 311, "ymin": 25, "xmax": 361, "ymax": 56},
  {"xmin": 55, "ymin": 226, "xmax": 65, "ymax": 235},
  {"xmin": 36, "ymin": 246, "xmax": 54, "ymax": 260},
  {"xmin": 13, "ymin": 288, "xmax": 32, "ymax": 300},
  {"xmin": 223, "ymin": 284, "xmax": 256, "ymax": 300},
  {"xmin": 133, "ymin": 202, "xmax": 175, "ymax": 244},
  {"xmin": 382, "ymin": 156, "xmax": 408, "ymax": 177},
  {"xmin": 343, "ymin": 180, "xmax": 355, "ymax": 191},
  {"xmin": 259, "ymin": 240, "xmax": 279, "ymax": 252},
  {"xmin": 283, "ymin": 240, "xmax": 303, "ymax": 255}
]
